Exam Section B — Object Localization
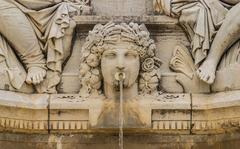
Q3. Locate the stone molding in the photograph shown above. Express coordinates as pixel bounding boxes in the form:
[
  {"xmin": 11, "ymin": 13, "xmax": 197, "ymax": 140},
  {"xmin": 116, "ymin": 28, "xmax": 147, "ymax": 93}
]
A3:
[
  {"xmin": 73, "ymin": 15, "xmax": 178, "ymax": 26},
  {"xmin": 0, "ymin": 90, "xmax": 240, "ymax": 134}
]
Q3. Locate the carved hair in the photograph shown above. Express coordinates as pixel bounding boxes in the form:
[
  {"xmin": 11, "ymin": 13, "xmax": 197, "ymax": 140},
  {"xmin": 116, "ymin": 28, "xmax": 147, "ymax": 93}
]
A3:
[{"xmin": 79, "ymin": 22, "xmax": 161, "ymax": 97}]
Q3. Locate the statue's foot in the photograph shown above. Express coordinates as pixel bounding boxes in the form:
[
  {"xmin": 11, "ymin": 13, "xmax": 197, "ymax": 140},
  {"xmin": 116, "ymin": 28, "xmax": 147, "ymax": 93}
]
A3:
[
  {"xmin": 26, "ymin": 67, "xmax": 46, "ymax": 85},
  {"xmin": 196, "ymin": 60, "xmax": 216, "ymax": 84}
]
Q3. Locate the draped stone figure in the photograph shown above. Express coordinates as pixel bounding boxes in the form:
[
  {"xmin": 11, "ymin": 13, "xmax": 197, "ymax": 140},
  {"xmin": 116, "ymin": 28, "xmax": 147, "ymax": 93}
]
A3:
[
  {"xmin": 0, "ymin": 0, "xmax": 91, "ymax": 93},
  {"xmin": 154, "ymin": 0, "xmax": 240, "ymax": 84}
]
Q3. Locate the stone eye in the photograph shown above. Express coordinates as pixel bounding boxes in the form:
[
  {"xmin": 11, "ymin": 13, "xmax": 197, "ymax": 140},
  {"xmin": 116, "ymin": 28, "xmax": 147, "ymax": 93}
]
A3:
[
  {"xmin": 125, "ymin": 51, "xmax": 137, "ymax": 59},
  {"xmin": 104, "ymin": 51, "xmax": 116, "ymax": 59}
]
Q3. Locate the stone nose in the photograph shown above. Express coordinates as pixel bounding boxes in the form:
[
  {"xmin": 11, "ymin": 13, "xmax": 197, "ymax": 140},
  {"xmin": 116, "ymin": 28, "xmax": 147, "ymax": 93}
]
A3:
[
  {"xmin": 116, "ymin": 58, "xmax": 125, "ymax": 71},
  {"xmin": 116, "ymin": 65, "xmax": 125, "ymax": 71}
]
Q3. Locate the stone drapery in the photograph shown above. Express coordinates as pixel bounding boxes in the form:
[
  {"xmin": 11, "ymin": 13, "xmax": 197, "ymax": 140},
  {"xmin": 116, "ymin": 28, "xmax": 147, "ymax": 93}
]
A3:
[
  {"xmin": 158, "ymin": 0, "xmax": 234, "ymax": 65},
  {"xmin": 0, "ymin": 0, "xmax": 83, "ymax": 93}
]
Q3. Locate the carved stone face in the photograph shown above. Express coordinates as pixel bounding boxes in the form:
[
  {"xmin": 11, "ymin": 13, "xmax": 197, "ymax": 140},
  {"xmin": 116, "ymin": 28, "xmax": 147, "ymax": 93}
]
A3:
[
  {"xmin": 79, "ymin": 22, "xmax": 161, "ymax": 97},
  {"xmin": 101, "ymin": 43, "xmax": 140, "ymax": 89}
]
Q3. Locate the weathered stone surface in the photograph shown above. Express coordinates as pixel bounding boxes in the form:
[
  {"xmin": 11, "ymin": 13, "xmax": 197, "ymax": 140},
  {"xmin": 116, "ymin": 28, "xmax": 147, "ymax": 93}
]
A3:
[
  {"xmin": 73, "ymin": 15, "xmax": 178, "ymax": 26},
  {"xmin": 0, "ymin": 133, "xmax": 240, "ymax": 149},
  {"xmin": 192, "ymin": 91, "xmax": 240, "ymax": 134},
  {"xmin": 92, "ymin": 0, "xmax": 152, "ymax": 16},
  {"xmin": 0, "ymin": 0, "xmax": 240, "ymax": 147},
  {"xmin": 0, "ymin": 90, "xmax": 49, "ymax": 133},
  {"xmin": 152, "ymin": 94, "xmax": 191, "ymax": 133},
  {"xmin": 49, "ymin": 94, "xmax": 90, "ymax": 132}
]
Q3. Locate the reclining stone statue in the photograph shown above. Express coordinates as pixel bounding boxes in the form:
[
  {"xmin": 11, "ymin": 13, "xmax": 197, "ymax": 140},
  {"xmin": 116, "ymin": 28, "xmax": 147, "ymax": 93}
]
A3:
[
  {"xmin": 154, "ymin": 0, "xmax": 240, "ymax": 84},
  {"xmin": 79, "ymin": 22, "xmax": 162, "ymax": 127},
  {"xmin": 0, "ymin": 0, "xmax": 91, "ymax": 93}
]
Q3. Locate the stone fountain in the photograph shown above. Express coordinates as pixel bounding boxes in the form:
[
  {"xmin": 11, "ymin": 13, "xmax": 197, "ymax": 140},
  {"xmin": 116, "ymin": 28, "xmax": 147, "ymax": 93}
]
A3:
[{"xmin": 0, "ymin": 0, "xmax": 240, "ymax": 149}]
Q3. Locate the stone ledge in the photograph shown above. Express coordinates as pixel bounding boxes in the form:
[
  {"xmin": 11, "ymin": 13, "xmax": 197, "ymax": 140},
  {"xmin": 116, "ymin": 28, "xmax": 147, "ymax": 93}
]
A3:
[
  {"xmin": 73, "ymin": 15, "xmax": 178, "ymax": 25},
  {"xmin": 0, "ymin": 90, "xmax": 48, "ymax": 109},
  {"xmin": 192, "ymin": 91, "xmax": 240, "ymax": 109},
  {"xmin": 151, "ymin": 94, "xmax": 191, "ymax": 109},
  {"xmin": 0, "ymin": 91, "xmax": 48, "ymax": 133},
  {"xmin": 0, "ymin": 90, "xmax": 239, "ymax": 134},
  {"xmin": 192, "ymin": 91, "xmax": 240, "ymax": 134}
]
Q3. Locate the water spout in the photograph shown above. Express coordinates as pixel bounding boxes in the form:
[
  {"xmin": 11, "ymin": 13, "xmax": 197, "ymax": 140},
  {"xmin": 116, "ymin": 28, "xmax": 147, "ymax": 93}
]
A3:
[{"xmin": 115, "ymin": 72, "xmax": 125, "ymax": 149}]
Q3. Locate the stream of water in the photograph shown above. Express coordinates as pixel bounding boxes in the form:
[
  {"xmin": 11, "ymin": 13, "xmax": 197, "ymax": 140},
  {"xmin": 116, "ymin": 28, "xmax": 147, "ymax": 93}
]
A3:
[
  {"xmin": 119, "ymin": 79, "xmax": 124, "ymax": 149},
  {"xmin": 115, "ymin": 72, "xmax": 125, "ymax": 149}
]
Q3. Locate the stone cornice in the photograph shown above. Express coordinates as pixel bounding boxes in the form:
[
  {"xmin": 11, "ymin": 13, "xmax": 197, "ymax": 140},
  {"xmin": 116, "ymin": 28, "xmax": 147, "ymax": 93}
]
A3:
[{"xmin": 0, "ymin": 90, "xmax": 240, "ymax": 134}]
